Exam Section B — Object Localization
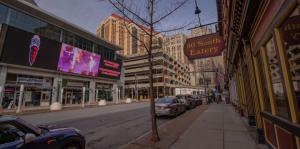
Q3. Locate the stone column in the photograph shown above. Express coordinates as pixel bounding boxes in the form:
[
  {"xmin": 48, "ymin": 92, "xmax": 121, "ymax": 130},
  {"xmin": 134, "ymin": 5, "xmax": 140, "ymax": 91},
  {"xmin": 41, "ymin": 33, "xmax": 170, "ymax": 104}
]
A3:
[
  {"xmin": 112, "ymin": 83, "xmax": 118, "ymax": 102},
  {"xmin": 0, "ymin": 66, "xmax": 7, "ymax": 110},
  {"xmin": 89, "ymin": 80, "xmax": 96, "ymax": 104},
  {"xmin": 52, "ymin": 77, "xmax": 62, "ymax": 103}
]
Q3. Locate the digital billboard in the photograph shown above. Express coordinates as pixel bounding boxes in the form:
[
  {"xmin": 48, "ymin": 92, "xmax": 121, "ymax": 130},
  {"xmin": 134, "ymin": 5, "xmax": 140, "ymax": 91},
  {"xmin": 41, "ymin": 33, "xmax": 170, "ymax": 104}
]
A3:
[
  {"xmin": 1, "ymin": 26, "xmax": 61, "ymax": 70},
  {"xmin": 57, "ymin": 43, "xmax": 101, "ymax": 77},
  {"xmin": 99, "ymin": 59, "xmax": 121, "ymax": 79}
]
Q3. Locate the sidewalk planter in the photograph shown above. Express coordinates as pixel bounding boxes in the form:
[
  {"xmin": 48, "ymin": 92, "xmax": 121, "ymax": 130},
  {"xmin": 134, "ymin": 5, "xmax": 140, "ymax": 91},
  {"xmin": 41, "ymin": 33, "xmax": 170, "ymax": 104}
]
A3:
[
  {"xmin": 98, "ymin": 100, "xmax": 107, "ymax": 106},
  {"xmin": 239, "ymin": 108, "xmax": 244, "ymax": 117},
  {"xmin": 256, "ymin": 128, "xmax": 265, "ymax": 144},
  {"xmin": 125, "ymin": 98, "xmax": 132, "ymax": 104},
  {"xmin": 50, "ymin": 102, "xmax": 62, "ymax": 111},
  {"xmin": 248, "ymin": 115, "xmax": 256, "ymax": 126}
]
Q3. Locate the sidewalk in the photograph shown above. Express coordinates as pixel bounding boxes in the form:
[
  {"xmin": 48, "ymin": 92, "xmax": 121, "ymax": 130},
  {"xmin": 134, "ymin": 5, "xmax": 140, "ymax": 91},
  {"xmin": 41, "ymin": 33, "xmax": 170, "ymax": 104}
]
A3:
[
  {"xmin": 123, "ymin": 103, "xmax": 267, "ymax": 149},
  {"xmin": 171, "ymin": 103, "xmax": 264, "ymax": 149}
]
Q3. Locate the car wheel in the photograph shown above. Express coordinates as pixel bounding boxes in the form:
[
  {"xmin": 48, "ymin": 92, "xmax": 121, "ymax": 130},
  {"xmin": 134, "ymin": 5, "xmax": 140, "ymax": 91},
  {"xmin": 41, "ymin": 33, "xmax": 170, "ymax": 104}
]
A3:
[{"xmin": 63, "ymin": 143, "xmax": 80, "ymax": 149}]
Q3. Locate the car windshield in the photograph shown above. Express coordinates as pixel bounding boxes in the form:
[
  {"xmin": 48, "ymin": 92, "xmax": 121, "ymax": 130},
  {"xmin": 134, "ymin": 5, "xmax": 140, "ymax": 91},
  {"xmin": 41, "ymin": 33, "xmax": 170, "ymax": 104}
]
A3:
[
  {"xmin": 17, "ymin": 118, "xmax": 42, "ymax": 135},
  {"xmin": 156, "ymin": 98, "xmax": 174, "ymax": 104}
]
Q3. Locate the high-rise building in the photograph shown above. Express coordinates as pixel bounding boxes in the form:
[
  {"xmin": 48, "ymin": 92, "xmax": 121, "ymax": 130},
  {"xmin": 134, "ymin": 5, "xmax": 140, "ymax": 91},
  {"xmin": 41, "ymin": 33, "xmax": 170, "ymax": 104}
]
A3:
[
  {"xmin": 96, "ymin": 13, "xmax": 163, "ymax": 56},
  {"xmin": 124, "ymin": 49, "xmax": 191, "ymax": 99},
  {"xmin": 163, "ymin": 33, "xmax": 189, "ymax": 64}
]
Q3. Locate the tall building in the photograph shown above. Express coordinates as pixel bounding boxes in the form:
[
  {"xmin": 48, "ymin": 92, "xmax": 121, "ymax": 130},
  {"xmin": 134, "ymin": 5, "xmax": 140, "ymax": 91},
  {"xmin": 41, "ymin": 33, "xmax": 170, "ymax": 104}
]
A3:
[
  {"xmin": 124, "ymin": 49, "xmax": 191, "ymax": 99},
  {"xmin": 189, "ymin": 26, "xmax": 224, "ymax": 88},
  {"xmin": 0, "ymin": 0, "xmax": 123, "ymax": 113},
  {"xmin": 163, "ymin": 33, "xmax": 189, "ymax": 64},
  {"xmin": 96, "ymin": 13, "xmax": 163, "ymax": 56}
]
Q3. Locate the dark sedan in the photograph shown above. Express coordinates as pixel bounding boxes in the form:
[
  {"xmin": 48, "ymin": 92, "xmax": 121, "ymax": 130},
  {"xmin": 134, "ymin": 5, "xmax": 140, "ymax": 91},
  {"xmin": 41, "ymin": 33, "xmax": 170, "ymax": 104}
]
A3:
[
  {"xmin": 0, "ymin": 115, "xmax": 85, "ymax": 149},
  {"xmin": 155, "ymin": 97, "xmax": 186, "ymax": 117},
  {"xmin": 191, "ymin": 95, "xmax": 203, "ymax": 106}
]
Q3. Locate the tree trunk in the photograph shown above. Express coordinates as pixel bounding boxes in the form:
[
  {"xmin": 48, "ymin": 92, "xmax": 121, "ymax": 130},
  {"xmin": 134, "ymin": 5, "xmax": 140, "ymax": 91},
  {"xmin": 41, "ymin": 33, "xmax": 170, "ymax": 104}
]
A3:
[{"xmin": 148, "ymin": 49, "xmax": 160, "ymax": 142}]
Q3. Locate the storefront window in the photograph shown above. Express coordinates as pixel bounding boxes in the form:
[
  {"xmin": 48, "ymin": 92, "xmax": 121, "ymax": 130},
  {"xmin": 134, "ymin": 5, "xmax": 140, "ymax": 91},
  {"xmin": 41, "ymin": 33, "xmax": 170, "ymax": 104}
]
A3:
[
  {"xmin": 280, "ymin": 6, "xmax": 300, "ymax": 120},
  {"xmin": 256, "ymin": 53, "xmax": 272, "ymax": 112},
  {"xmin": 265, "ymin": 38, "xmax": 290, "ymax": 119}
]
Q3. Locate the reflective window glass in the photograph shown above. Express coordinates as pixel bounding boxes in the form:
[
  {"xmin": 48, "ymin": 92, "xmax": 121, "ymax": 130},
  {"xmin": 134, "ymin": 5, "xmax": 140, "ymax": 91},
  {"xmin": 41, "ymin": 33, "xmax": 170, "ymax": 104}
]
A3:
[
  {"xmin": 280, "ymin": 6, "xmax": 300, "ymax": 120},
  {"xmin": 265, "ymin": 38, "xmax": 290, "ymax": 119},
  {"xmin": 0, "ymin": 4, "xmax": 8, "ymax": 24},
  {"xmin": 256, "ymin": 52, "xmax": 272, "ymax": 112}
]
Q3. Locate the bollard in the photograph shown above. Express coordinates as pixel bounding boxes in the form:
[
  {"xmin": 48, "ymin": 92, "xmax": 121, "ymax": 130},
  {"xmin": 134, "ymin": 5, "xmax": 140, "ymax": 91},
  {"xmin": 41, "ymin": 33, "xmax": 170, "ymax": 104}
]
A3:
[{"xmin": 82, "ymin": 87, "xmax": 86, "ymax": 108}]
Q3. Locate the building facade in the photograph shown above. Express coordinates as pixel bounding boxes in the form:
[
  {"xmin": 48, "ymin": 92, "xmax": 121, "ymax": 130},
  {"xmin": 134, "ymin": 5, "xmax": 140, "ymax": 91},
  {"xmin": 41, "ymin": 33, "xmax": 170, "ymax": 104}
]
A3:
[
  {"xmin": 163, "ymin": 33, "xmax": 189, "ymax": 64},
  {"xmin": 96, "ymin": 13, "xmax": 163, "ymax": 56},
  {"xmin": 222, "ymin": 0, "xmax": 300, "ymax": 148},
  {"xmin": 0, "ymin": 0, "xmax": 123, "ymax": 112},
  {"xmin": 124, "ymin": 50, "xmax": 191, "ymax": 99}
]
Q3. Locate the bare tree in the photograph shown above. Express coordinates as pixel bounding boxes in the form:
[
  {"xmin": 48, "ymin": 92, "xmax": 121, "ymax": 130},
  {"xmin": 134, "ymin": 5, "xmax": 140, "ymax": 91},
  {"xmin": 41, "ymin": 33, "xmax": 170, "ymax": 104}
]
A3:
[{"xmin": 106, "ymin": 0, "xmax": 190, "ymax": 142}]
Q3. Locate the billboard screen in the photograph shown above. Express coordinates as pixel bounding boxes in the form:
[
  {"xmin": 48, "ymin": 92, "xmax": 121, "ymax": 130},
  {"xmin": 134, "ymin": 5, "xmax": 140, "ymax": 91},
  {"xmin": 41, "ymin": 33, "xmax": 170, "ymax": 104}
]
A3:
[
  {"xmin": 1, "ymin": 26, "xmax": 61, "ymax": 70},
  {"xmin": 99, "ymin": 59, "xmax": 121, "ymax": 79},
  {"xmin": 57, "ymin": 43, "xmax": 101, "ymax": 77}
]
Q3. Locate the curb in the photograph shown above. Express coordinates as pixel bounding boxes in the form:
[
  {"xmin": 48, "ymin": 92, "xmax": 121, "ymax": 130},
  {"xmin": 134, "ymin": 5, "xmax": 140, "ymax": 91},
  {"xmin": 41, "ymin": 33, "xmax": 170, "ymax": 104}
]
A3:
[{"xmin": 2, "ymin": 101, "xmax": 148, "ymax": 116}]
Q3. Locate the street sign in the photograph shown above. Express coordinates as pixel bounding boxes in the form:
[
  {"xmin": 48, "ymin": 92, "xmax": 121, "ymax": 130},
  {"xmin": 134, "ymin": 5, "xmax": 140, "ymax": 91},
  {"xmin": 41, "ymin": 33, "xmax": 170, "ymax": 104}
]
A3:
[{"xmin": 184, "ymin": 33, "xmax": 224, "ymax": 60}]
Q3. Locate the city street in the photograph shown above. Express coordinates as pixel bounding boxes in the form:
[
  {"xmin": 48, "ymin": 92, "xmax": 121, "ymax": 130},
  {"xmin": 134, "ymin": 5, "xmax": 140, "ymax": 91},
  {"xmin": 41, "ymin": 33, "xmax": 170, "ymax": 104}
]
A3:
[{"xmin": 20, "ymin": 102, "xmax": 169, "ymax": 149}]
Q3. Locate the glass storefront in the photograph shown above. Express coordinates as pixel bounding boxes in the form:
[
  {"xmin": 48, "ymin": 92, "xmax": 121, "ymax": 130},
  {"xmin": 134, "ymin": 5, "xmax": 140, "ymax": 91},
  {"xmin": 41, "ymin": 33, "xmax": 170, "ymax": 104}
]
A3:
[
  {"xmin": 279, "ymin": 6, "xmax": 300, "ymax": 121},
  {"xmin": 265, "ymin": 38, "xmax": 290, "ymax": 119},
  {"xmin": 2, "ymin": 74, "xmax": 53, "ymax": 110},
  {"xmin": 62, "ymin": 80, "xmax": 89, "ymax": 105},
  {"xmin": 96, "ymin": 83, "xmax": 113, "ymax": 101}
]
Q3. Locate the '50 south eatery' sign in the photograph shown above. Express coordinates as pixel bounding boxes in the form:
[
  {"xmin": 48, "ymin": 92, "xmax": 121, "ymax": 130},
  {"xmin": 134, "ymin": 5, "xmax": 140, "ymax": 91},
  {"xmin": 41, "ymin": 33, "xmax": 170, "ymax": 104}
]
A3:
[{"xmin": 184, "ymin": 33, "xmax": 224, "ymax": 60}]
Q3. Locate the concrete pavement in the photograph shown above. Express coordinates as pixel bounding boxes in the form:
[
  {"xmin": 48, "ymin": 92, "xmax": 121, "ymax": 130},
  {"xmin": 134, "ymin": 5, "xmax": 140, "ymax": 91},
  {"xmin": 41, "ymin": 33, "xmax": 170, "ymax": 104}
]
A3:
[
  {"xmin": 123, "ymin": 103, "xmax": 268, "ymax": 149},
  {"xmin": 171, "ymin": 103, "xmax": 264, "ymax": 149}
]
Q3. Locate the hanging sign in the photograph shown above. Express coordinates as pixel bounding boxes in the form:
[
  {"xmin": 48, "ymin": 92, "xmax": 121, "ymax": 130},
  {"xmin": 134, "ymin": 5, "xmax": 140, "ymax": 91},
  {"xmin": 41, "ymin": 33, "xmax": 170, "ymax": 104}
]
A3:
[{"xmin": 184, "ymin": 33, "xmax": 224, "ymax": 60}]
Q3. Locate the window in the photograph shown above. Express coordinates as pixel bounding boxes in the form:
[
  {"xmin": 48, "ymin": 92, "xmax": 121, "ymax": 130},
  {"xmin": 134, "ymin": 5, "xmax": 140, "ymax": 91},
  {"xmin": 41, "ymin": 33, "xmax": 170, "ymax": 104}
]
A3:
[
  {"xmin": 279, "ymin": 6, "xmax": 300, "ymax": 120},
  {"xmin": 0, "ymin": 123, "xmax": 26, "ymax": 145},
  {"xmin": 8, "ymin": 6, "xmax": 61, "ymax": 41},
  {"xmin": 265, "ymin": 38, "xmax": 290, "ymax": 119},
  {"xmin": 131, "ymin": 27, "xmax": 138, "ymax": 54},
  {"xmin": 256, "ymin": 52, "xmax": 272, "ymax": 112},
  {"xmin": 0, "ymin": 4, "xmax": 8, "ymax": 24}
]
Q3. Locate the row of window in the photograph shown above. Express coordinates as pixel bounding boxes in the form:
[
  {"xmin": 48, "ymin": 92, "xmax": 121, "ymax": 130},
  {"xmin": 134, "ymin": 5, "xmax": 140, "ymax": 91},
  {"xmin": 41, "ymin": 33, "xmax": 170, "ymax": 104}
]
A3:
[
  {"xmin": 0, "ymin": 3, "xmax": 116, "ymax": 61},
  {"xmin": 256, "ymin": 6, "xmax": 300, "ymax": 121}
]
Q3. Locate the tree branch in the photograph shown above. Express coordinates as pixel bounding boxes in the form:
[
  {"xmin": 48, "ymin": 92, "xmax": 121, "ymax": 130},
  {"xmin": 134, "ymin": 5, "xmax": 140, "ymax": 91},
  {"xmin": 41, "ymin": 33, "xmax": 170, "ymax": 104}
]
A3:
[
  {"xmin": 114, "ymin": 0, "xmax": 151, "ymax": 26},
  {"xmin": 153, "ymin": 0, "xmax": 189, "ymax": 24},
  {"xmin": 107, "ymin": 0, "xmax": 152, "ymax": 37}
]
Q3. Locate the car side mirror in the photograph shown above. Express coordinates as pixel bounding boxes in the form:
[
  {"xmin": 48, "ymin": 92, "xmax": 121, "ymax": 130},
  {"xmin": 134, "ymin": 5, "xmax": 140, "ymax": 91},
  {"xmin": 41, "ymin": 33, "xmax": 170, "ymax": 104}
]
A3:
[{"xmin": 24, "ymin": 133, "xmax": 36, "ymax": 144}]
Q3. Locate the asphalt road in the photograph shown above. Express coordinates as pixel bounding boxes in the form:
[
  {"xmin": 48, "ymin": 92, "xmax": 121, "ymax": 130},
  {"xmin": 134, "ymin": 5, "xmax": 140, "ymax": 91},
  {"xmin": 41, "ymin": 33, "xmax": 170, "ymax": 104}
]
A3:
[
  {"xmin": 53, "ymin": 107, "xmax": 168, "ymax": 149},
  {"xmin": 21, "ymin": 103, "xmax": 169, "ymax": 149}
]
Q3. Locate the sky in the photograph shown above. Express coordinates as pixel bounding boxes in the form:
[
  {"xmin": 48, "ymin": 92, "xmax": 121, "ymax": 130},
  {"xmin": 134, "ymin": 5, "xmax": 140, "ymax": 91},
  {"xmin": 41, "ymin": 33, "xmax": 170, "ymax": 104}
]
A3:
[{"xmin": 34, "ymin": 0, "xmax": 218, "ymax": 35}]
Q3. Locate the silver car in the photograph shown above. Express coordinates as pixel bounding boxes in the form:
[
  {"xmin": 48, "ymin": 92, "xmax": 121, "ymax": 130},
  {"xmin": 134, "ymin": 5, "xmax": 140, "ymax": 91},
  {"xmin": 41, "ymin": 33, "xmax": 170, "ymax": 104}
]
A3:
[{"xmin": 155, "ymin": 97, "xmax": 186, "ymax": 117}]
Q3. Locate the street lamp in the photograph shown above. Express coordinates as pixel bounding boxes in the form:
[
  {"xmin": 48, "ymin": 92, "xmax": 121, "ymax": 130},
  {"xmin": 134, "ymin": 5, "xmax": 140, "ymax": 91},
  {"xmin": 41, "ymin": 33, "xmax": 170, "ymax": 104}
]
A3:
[{"xmin": 194, "ymin": 0, "xmax": 201, "ymax": 25}]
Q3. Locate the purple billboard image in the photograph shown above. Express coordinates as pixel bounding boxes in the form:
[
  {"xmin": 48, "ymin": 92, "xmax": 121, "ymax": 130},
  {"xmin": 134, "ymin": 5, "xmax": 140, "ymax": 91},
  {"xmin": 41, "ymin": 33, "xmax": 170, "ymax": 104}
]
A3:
[{"xmin": 57, "ymin": 43, "xmax": 101, "ymax": 77}]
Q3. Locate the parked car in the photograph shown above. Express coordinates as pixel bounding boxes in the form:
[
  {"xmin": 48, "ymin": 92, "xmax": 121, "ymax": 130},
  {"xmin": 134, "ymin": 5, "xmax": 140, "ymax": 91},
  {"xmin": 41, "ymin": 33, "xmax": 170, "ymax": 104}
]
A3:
[
  {"xmin": 191, "ymin": 95, "xmax": 202, "ymax": 106},
  {"xmin": 155, "ymin": 97, "xmax": 186, "ymax": 117},
  {"xmin": 0, "ymin": 115, "xmax": 85, "ymax": 149},
  {"xmin": 185, "ymin": 95, "xmax": 197, "ymax": 109},
  {"xmin": 176, "ymin": 95, "xmax": 196, "ymax": 109}
]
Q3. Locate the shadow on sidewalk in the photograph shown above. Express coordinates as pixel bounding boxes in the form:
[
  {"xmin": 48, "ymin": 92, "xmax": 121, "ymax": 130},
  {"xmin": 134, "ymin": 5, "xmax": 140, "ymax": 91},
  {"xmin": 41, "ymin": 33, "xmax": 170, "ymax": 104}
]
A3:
[{"xmin": 121, "ymin": 105, "xmax": 208, "ymax": 149}]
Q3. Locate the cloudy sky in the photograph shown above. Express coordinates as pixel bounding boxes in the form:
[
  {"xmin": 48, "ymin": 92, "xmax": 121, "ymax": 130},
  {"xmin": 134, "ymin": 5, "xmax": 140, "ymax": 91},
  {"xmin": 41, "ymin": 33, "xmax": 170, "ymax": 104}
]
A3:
[{"xmin": 35, "ymin": 0, "xmax": 218, "ymax": 35}]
